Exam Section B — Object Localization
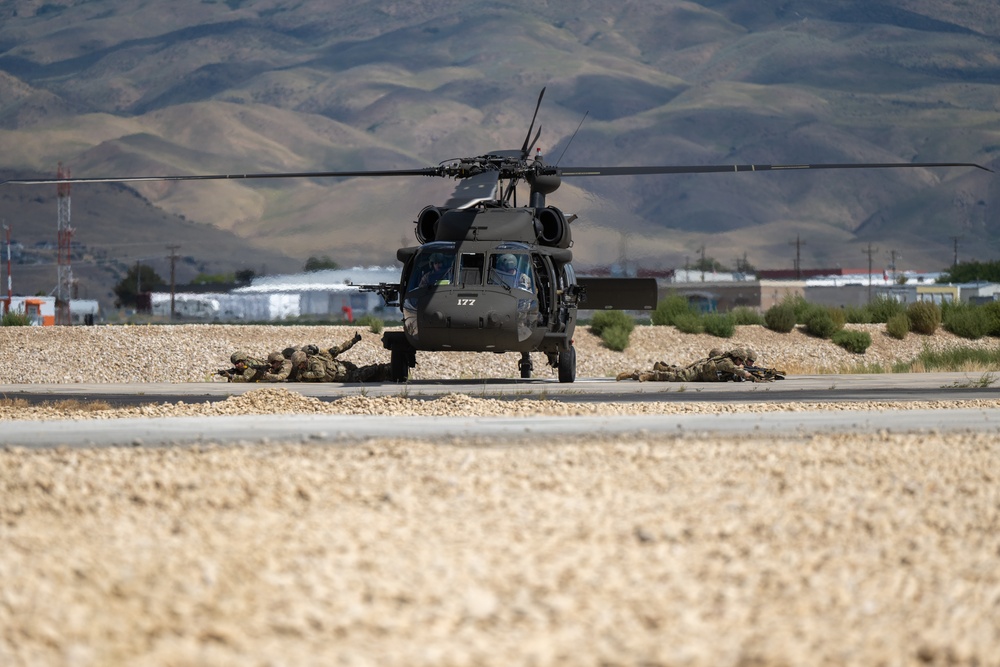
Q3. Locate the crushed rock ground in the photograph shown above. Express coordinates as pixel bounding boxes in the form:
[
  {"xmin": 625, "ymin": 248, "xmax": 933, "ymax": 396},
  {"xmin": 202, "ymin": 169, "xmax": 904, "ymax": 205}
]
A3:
[{"xmin": 1, "ymin": 324, "xmax": 999, "ymax": 665}]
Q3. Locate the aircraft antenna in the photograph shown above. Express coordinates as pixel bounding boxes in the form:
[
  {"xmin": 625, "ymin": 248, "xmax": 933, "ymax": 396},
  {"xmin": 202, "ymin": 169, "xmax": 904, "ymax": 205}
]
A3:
[{"xmin": 555, "ymin": 111, "xmax": 589, "ymax": 167}]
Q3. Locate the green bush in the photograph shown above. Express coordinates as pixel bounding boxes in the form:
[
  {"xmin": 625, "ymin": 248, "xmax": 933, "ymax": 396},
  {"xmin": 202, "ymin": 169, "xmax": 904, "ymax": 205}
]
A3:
[
  {"xmin": 907, "ymin": 301, "xmax": 941, "ymax": 335},
  {"xmin": 776, "ymin": 294, "xmax": 812, "ymax": 324},
  {"xmin": 942, "ymin": 303, "xmax": 991, "ymax": 340},
  {"xmin": 589, "ymin": 310, "xmax": 635, "ymax": 336},
  {"xmin": 354, "ymin": 313, "xmax": 384, "ymax": 334},
  {"xmin": 702, "ymin": 313, "xmax": 736, "ymax": 338},
  {"xmin": 885, "ymin": 312, "xmax": 910, "ymax": 340},
  {"xmin": 764, "ymin": 302, "xmax": 797, "ymax": 333},
  {"xmin": 842, "ymin": 305, "xmax": 873, "ymax": 324},
  {"xmin": 832, "ymin": 329, "xmax": 872, "ymax": 354},
  {"xmin": 729, "ymin": 306, "xmax": 765, "ymax": 326},
  {"xmin": 983, "ymin": 301, "xmax": 1000, "ymax": 336},
  {"xmin": 865, "ymin": 295, "xmax": 906, "ymax": 323},
  {"xmin": 1, "ymin": 312, "xmax": 32, "ymax": 326},
  {"xmin": 804, "ymin": 307, "xmax": 842, "ymax": 339},
  {"xmin": 651, "ymin": 294, "xmax": 694, "ymax": 326},
  {"xmin": 673, "ymin": 312, "xmax": 705, "ymax": 334},
  {"xmin": 600, "ymin": 325, "xmax": 632, "ymax": 351}
]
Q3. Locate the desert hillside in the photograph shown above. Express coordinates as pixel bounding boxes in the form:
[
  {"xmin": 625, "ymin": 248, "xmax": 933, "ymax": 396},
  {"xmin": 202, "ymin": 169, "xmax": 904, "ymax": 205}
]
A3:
[{"xmin": 1, "ymin": 0, "xmax": 999, "ymax": 304}]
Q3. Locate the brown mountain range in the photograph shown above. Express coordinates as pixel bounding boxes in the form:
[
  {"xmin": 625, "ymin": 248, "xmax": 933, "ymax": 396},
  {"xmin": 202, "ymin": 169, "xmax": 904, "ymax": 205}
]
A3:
[{"xmin": 1, "ymin": 0, "xmax": 998, "ymax": 310}]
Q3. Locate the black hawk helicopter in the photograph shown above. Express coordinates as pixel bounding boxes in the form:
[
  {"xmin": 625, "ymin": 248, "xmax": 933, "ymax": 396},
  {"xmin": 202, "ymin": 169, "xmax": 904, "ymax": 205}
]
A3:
[{"xmin": 1, "ymin": 89, "xmax": 991, "ymax": 382}]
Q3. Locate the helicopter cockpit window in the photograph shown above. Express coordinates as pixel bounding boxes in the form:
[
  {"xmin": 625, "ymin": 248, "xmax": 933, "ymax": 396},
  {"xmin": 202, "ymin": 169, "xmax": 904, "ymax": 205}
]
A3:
[
  {"xmin": 489, "ymin": 253, "xmax": 533, "ymax": 292},
  {"xmin": 410, "ymin": 246, "xmax": 456, "ymax": 291},
  {"xmin": 458, "ymin": 253, "xmax": 484, "ymax": 286}
]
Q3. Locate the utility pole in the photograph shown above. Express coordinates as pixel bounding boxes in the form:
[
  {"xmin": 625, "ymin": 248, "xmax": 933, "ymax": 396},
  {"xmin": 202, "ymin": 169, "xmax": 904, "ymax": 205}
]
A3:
[
  {"xmin": 887, "ymin": 249, "xmax": 902, "ymax": 282},
  {"xmin": 167, "ymin": 244, "xmax": 180, "ymax": 320},
  {"xmin": 1, "ymin": 222, "xmax": 9, "ymax": 314},
  {"xmin": 951, "ymin": 236, "xmax": 961, "ymax": 268},
  {"xmin": 55, "ymin": 162, "xmax": 74, "ymax": 325},
  {"xmin": 862, "ymin": 242, "xmax": 879, "ymax": 303},
  {"xmin": 789, "ymin": 235, "xmax": 806, "ymax": 278}
]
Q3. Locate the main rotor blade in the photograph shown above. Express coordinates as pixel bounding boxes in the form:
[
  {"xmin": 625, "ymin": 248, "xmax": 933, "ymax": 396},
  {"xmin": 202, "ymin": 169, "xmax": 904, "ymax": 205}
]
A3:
[
  {"xmin": 0, "ymin": 167, "xmax": 444, "ymax": 187},
  {"xmin": 559, "ymin": 161, "xmax": 993, "ymax": 176},
  {"xmin": 519, "ymin": 87, "xmax": 546, "ymax": 158}
]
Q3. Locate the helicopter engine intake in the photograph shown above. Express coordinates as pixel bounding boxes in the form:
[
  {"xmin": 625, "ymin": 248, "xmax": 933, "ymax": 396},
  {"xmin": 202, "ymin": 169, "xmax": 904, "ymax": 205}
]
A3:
[
  {"xmin": 536, "ymin": 206, "xmax": 571, "ymax": 249},
  {"xmin": 415, "ymin": 205, "xmax": 445, "ymax": 243}
]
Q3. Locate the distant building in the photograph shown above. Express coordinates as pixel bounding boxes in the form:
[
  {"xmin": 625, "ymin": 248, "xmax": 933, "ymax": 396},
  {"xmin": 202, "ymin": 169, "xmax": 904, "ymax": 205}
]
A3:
[
  {"xmin": 6, "ymin": 296, "xmax": 55, "ymax": 325},
  {"xmin": 70, "ymin": 299, "xmax": 101, "ymax": 325},
  {"xmin": 658, "ymin": 278, "xmax": 802, "ymax": 313},
  {"xmin": 959, "ymin": 282, "xmax": 1000, "ymax": 304},
  {"xmin": 875, "ymin": 283, "xmax": 960, "ymax": 305},
  {"xmin": 149, "ymin": 267, "xmax": 400, "ymax": 322}
]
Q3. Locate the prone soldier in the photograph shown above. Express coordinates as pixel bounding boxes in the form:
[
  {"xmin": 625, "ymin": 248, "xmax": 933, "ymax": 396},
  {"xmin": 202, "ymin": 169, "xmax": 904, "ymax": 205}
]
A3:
[
  {"xmin": 289, "ymin": 337, "xmax": 393, "ymax": 383},
  {"xmin": 260, "ymin": 351, "xmax": 294, "ymax": 382},
  {"xmin": 617, "ymin": 347, "xmax": 769, "ymax": 383},
  {"xmin": 218, "ymin": 351, "xmax": 267, "ymax": 382}
]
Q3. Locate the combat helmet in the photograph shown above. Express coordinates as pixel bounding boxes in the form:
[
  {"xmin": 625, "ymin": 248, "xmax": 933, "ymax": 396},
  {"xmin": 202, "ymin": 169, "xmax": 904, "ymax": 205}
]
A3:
[
  {"xmin": 231, "ymin": 350, "xmax": 249, "ymax": 364},
  {"xmin": 727, "ymin": 347, "xmax": 748, "ymax": 362},
  {"xmin": 742, "ymin": 347, "xmax": 757, "ymax": 364},
  {"xmin": 498, "ymin": 254, "xmax": 517, "ymax": 272},
  {"xmin": 267, "ymin": 351, "xmax": 284, "ymax": 364},
  {"xmin": 290, "ymin": 351, "xmax": 308, "ymax": 365}
]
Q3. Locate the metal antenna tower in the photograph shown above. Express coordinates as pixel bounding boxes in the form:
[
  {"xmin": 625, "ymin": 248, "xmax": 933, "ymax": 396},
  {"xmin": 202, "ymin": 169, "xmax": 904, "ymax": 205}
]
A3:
[{"xmin": 56, "ymin": 162, "xmax": 74, "ymax": 325}]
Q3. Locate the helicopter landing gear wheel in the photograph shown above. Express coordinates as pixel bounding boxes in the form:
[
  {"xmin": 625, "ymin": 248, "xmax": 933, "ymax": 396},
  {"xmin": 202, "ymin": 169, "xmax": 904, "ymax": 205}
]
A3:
[
  {"xmin": 518, "ymin": 352, "xmax": 532, "ymax": 379},
  {"xmin": 557, "ymin": 345, "xmax": 576, "ymax": 383},
  {"xmin": 390, "ymin": 343, "xmax": 413, "ymax": 383}
]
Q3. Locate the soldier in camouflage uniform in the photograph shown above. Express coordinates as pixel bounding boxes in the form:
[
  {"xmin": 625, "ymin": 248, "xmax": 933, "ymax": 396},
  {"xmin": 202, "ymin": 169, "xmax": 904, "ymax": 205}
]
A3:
[
  {"xmin": 617, "ymin": 348, "xmax": 762, "ymax": 382},
  {"xmin": 219, "ymin": 350, "xmax": 268, "ymax": 382},
  {"xmin": 322, "ymin": 331, "xmax": 394, "ymax": 382},
  {"xmin": 289, "ymin": 337, "xmax": 393, "ymax": 383},
  {"xmin": 260, "ymin": 351, "xmax": 293, "ymax": 382},
  {"xmin": 290, "ymin": 350, "xmax": 330, "ymax": 382}
]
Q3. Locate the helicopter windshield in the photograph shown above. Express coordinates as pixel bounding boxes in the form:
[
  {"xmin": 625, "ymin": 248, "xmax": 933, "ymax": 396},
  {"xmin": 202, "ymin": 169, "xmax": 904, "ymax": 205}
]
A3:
[
  {"xmin": 489, "ymin": 251, "xmax": 534, "ymax": 292},
  {"xmin": 410, "ymin": 244, "xmax": 456, "ymax": 291}
]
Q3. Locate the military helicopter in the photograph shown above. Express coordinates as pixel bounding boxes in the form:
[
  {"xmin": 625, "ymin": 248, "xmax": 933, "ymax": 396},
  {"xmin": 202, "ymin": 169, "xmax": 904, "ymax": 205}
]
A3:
[{"xmin": 1, "ymin": 89, "xmax": 991, "ymax": 382}]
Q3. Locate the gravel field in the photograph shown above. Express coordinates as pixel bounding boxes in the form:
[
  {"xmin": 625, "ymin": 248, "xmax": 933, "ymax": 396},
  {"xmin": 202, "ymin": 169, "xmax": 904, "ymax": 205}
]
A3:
[
  {"xmin": 0, "ymin": 321, "xmax": 998, "ymax": 386},
  {"xmin": 1, "ymin": 324, "xmax": 999, "ymax": 666}
]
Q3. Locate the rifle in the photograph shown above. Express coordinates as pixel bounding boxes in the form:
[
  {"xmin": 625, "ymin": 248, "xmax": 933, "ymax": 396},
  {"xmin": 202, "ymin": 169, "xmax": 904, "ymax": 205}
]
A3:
[
  {"xmin": 744, "ymin": 365, "xmax": 786, "ymax": 381},
  {"xmin": 217, "ymin": 364, "xmax": 268, "ymax": 381}
]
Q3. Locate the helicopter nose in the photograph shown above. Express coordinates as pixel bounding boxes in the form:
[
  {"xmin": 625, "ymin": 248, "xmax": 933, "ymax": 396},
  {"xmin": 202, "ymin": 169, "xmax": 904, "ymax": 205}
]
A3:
[
  {"xmin": 487, "ymin": 311, "xmax": 502, "ymax": 328},
  {"xmin": 430, "ymin": 310, "xmax": 446, "ymax": 326}
]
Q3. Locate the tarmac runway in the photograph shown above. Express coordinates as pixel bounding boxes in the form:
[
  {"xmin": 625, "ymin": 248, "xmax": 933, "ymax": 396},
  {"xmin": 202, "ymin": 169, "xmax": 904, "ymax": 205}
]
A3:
[{"xmin": 2, "ymin": 371, "xmax": 998, "ymax": 447}]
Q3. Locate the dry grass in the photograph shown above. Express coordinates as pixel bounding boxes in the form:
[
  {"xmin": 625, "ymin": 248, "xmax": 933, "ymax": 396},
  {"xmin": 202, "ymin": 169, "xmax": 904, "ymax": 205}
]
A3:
[{"xmin": 0, "ymin": 397, "xmax": 112, "ymax": 412}]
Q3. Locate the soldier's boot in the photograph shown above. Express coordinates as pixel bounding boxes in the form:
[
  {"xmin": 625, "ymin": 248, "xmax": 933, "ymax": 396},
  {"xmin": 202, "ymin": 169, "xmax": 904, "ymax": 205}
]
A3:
[
  {"xmin": 652, "ymin": 360, "xmax": 675, "ymax": 372},
  {"xmin": 637, "ymin": 372, "xmax": 657, "ymax": 382},
  {"xmin": 616, "ymin": 370, "xmax": 638, "ymax": 381}
]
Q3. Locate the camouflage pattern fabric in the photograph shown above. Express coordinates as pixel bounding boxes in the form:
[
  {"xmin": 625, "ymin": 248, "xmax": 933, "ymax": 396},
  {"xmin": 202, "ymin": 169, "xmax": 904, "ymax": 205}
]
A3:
[
  {"xmin": 296, "ymin": 355, "xmax": 337, "ymax": 382},
  {"xmin": 347, "ymin": 363, "xmax": 393, "ymax": 383},
  {"xmin": 228, "ymin": 356, "xmax": 267, "ymax": 383},
  {"xmin": 618, "ymin": 350, "xmax": 767, "ymax": 382},
  {"xmin": 260, "ymin": 359, "xmax": 294, "ymax": 382}
]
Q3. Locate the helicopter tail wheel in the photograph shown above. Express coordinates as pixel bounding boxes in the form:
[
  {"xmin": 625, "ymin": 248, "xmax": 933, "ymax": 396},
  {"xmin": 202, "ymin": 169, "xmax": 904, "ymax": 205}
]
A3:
[
  {"xmin": 557, "ymin": 345, "xmax": 576, "ymax": 383},
  {"xmin": 518, "ymin": 352, "xmax": 532, "ymax": 379},
  {"xmin": 390, "ymin": 343, "xmax": 412, "ymax": 382}
]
